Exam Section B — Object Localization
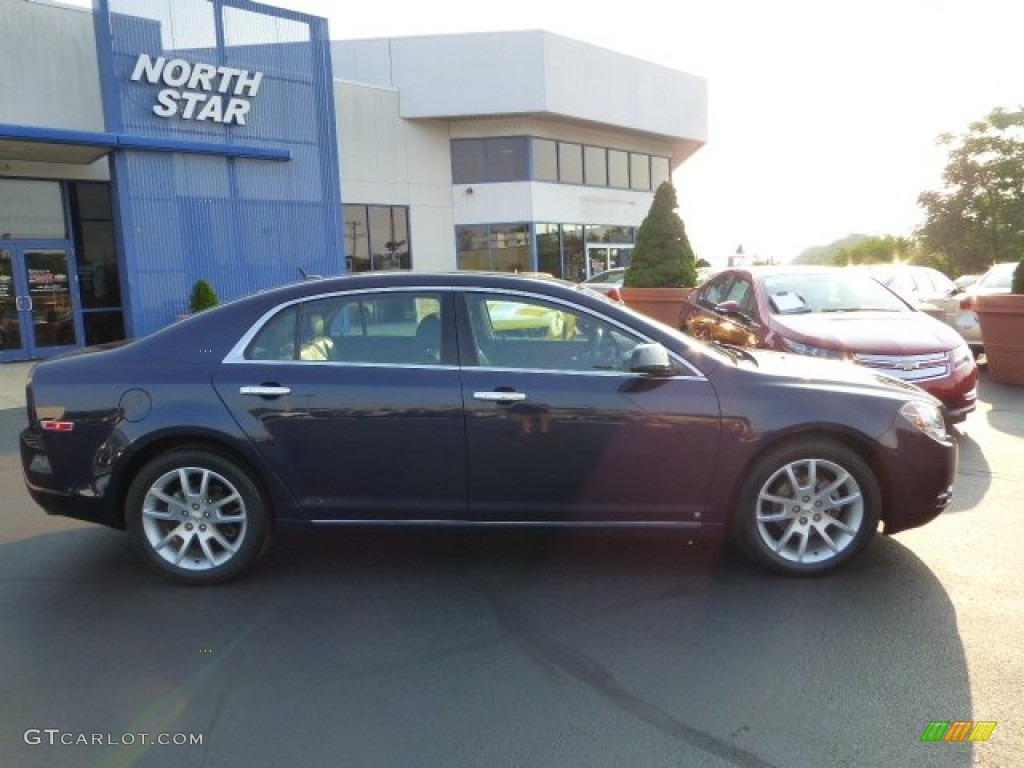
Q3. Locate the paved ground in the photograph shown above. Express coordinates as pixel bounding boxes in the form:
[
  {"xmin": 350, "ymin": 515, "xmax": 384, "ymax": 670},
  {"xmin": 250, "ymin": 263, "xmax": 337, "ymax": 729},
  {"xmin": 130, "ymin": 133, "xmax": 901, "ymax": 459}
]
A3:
[
  {"xmin": 0, "ymin": 360, "xmax": 33, "ymax": 411},
  {"xmin": 0, "ymin": 360, "xmax": 1021, "ymax": 767}
]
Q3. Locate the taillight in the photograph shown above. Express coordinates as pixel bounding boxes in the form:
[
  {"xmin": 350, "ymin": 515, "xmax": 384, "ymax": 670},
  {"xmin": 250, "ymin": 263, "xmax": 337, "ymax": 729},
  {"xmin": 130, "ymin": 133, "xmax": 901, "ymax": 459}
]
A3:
[
  {"xmin": 608, "ymin": 287, "xmax": 622, "ymax": 302},
  {"xmin": 959, "ymin": 295, "xmax": 973, "ymax": 310},
  {"xmin": 40, "ymin": 419, "xmax": 74, "ymax": 432}
]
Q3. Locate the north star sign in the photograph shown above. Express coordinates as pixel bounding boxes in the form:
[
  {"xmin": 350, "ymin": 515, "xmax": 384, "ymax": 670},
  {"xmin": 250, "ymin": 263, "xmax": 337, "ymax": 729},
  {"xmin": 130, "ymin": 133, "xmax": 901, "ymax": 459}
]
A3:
[{"xmin": 130, "ymin": 54, "xmax": 264, "ymax": 125}]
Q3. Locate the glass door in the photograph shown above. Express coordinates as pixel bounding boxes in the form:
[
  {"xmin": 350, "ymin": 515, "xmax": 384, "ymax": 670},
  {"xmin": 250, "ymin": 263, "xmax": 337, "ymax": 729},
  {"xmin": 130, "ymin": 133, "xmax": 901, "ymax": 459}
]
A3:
[
  {"xmin": 0, "ymin": 244, "xmax": 82, "ymax": 361},
  {"xmin": 585, "ymin": 245, "xmax": 634, "ymax": 279},
  {"xmin": 0, "ymin": 248, "xmax": 23, "ymax": 359}
]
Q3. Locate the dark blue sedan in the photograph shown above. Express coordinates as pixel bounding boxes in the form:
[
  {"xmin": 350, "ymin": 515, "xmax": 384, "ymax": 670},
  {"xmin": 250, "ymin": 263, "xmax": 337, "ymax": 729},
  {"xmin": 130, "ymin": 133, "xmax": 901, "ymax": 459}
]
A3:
[{"xmin": 20, "ymin": 272, "xmax": 956, "ymax": 584}]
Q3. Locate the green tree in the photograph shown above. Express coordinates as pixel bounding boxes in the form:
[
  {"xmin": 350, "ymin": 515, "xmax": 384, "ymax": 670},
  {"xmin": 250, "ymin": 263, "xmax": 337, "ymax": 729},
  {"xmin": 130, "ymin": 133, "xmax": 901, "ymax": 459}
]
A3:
[
  {"xmin": 1013, "ymin": 258, "xmax": 1024, "ymax": 294},
  {"xmin": 188, "ymin": 279, "xmax": 219, "ymax": 313},
  {"xmin": 623, "ymin": 182, "xmax": 698, "ymax": 288},
  {"xmin": 918, "ymin": 107, "xmax": 1024, "ymax": 277},
  {"xmin": 836, "ymin": 235, "xmax": 916, "ymax": 266}
]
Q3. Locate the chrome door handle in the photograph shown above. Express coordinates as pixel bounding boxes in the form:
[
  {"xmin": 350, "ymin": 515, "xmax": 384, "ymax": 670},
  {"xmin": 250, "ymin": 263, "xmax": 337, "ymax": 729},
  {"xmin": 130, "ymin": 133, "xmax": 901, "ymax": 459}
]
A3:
[
  {"xmin": 240, "ymin": 385, "xmax": 291, "ymax": 397},
  {"xmin": 473, "ymin": 391, "xmax": 526, "ymax": 403}
]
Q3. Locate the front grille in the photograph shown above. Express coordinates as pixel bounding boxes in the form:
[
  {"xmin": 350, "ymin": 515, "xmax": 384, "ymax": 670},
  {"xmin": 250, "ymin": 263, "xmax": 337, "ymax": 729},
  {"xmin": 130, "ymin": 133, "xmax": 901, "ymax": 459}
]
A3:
[{"xmin": 852, "ymin": 351, "xmax": 950, "ymax": 382}]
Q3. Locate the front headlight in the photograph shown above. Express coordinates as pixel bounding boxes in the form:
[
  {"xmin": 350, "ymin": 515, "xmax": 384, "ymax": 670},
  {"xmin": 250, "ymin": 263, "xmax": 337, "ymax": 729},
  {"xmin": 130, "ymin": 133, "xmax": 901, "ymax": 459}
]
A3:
[
  {"xmin": 951, "ymin": 341, "xmax": 973, "ymax": 369},
  {"xmin": 780, "ymin": 337, "xmax": 845, "ymax": 360},
  {"xmin": 899, "ymin": 400, "xmax": 948, "ymax": 442}
]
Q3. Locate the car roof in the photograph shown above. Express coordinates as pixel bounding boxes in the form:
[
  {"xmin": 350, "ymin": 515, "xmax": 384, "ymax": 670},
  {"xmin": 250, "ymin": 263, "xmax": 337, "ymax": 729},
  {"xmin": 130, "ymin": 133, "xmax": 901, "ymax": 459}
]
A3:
[
  {"xmin": 719, "ymin": 265, "xmax": 846, "ymax": 278},
  {"xmin": 253, "ymin": 270, "xmax": 580, "ymax": 299}
]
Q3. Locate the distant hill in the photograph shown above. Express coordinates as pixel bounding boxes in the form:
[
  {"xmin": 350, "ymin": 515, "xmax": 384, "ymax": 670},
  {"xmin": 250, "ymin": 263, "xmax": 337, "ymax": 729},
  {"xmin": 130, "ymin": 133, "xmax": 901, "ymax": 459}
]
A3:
[{"xmin": 792, "ymin": 234, "xmax": 872, "ymax": 265}]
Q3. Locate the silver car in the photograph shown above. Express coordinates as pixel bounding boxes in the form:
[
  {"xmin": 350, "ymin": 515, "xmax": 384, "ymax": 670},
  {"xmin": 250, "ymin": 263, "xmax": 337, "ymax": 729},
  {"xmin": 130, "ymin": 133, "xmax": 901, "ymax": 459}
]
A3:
[
  {"xmin": 955, "ymin": 261, "xmax": 1017, "ymax": 355},
  {"xmin": 580, "ymin": 267, "xmax": 625, "ymax": 301},
  {"xmin": 855, "ymin": 264, "xmax": 961, "ymax": 326}
]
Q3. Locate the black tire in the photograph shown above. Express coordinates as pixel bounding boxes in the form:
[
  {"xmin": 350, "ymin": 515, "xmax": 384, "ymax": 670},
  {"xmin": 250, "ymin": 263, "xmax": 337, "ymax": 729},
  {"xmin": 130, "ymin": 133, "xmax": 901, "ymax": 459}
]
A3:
[
  {"xmin": 733, "ymin": 439, "xmax": 881, "ymax": 576},
  {"xmin": 126, "ymin": 449, "xmax": 269, "ymax": 585}
]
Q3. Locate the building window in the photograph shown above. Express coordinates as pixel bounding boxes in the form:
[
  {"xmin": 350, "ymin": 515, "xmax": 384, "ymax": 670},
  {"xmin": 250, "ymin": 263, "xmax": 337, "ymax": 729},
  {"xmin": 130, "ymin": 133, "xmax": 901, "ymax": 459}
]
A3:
[
  {"xmin": 487, "ymin": 137, "xmax": 529, "ymax": 182},
  {"xmin": 465, "ymin": 137, "xmax": 671, "ymax": 193},
  {"xmin": 490, "ymin": 223, "xmax": 530, "ymax": 272},
  {"xmin": 558, "ymin": 142, "xmax": 583, "ymax": 184},
  {"xmin": 456, "ymin": 223, "xmax": 530, "ymax": 272},
  {"xmin": 630, "ymin": 153, "xmax": 651, "ymax": 191},
  {"xmin": 344, "ymin": 204, "xmax": 411, "ymax": 272},
  {"xmin": 608, "ymin": 150, "xmax": 629, "ymax": 189},
  {"xmin": 533, "ymin": 139, "xmax": 558, "ymax": 182},
  {"xmin": 460, "ymin": 222, "xmax": 636, "ymax": 280},
  {"xmin": 651, "ymin": 156, "xmax": 671, "ymax": 189},
  {"xmin": 584, "ymin": 146, "xmax": 608, "ymax": 187},
  {"xmin": 586, "ymin": 225, "xmax": 634, "ymax": 244},
  {"xmin": 451, "ymin": 139, "xmax": 486, "ymax": 184},
  {"xmin": 69, "ymin": 182, "xmax": 124, "ymax": 345},
  {"xmin": 452, "ymin": 137, "xmax": 529, "ymax": 183},
  {"xmin": 456, "ymin": 225, "xmax": 490, "ymax": 271},
  {"xmin": 0, "ymin": 179, "xmax": 66, "ymax": 239},
  {"xmin": 562, "ymin": 224, "xmax": 585, "ymax": 283},
  {"xmin": 536, "ymin": 223, "xmax": 561, "ymax": 276}
]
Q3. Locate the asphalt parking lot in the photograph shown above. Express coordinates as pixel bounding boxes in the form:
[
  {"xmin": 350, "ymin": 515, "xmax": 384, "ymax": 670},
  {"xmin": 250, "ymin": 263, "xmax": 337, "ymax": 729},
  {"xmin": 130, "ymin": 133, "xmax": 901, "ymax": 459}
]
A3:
[{"xmin": 0, "ymin": 361, "xmax": 1021, "ymax": 768}]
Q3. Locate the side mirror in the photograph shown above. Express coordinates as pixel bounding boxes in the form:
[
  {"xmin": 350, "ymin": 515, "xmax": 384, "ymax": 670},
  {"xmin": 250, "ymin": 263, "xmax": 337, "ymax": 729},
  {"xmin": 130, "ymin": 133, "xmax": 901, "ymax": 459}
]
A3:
[
  {"xmin": 714, "ymin": 300, "xmax": 745, "ymax": 317},
  {"xmin": 713, "ymin": 300, "xmax": 754, "ymax": 325},
  {"xmin": 629, "ymin": 343, "xmax": 674, "ymax": 375}
]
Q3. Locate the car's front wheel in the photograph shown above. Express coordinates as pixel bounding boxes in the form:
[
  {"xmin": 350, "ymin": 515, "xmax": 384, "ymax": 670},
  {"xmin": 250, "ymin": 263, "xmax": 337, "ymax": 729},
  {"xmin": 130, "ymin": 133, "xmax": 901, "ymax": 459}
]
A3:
[
  {"xmin": 126, "ymin": 448, "xmax": 269, "ymax": 585},
  {"xmin": 734, "ymin": 439, "xmax": 881, "ymax": 575}
]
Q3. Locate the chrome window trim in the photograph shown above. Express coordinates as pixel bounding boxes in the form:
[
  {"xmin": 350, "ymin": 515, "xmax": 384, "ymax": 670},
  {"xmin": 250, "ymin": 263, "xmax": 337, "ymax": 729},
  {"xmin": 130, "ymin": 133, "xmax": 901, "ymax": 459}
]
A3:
[
  {"xmin": 229, "ymin": 359, "xmax": 462, "ymax": 372},
  {"xmin": 223, "ymin": 283, "xmax": 708, "ymax": 380},
  {"xmin": 223, "ymin": 286, "xmax": 452, "ymax": 365}
]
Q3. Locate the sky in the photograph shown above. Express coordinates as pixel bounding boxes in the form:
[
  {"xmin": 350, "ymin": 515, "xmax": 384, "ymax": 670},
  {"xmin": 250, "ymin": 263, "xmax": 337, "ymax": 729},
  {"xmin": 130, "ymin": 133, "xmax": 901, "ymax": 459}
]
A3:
[{"xmin": 71, "ymin": 0, "xmax": 1024, "ymax": 265}]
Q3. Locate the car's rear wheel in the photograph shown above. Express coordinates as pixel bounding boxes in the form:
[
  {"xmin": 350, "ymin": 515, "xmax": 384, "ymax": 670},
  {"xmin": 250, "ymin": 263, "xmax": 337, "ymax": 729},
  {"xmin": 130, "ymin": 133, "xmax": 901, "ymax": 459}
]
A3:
[
  {"xmin": 126, "ymin": 449, "xmax": 269, "ymax": 585},
  {"xmin": 734, "ymin": 439, "xmax": 881, "ymax": 575}
]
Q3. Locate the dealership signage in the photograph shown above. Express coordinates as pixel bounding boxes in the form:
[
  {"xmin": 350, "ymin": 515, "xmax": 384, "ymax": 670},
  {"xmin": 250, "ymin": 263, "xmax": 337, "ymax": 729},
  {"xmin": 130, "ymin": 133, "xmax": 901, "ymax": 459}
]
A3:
[{"xmin": 130, "ymin": 54, "xmax": 263, "ymax": 125}]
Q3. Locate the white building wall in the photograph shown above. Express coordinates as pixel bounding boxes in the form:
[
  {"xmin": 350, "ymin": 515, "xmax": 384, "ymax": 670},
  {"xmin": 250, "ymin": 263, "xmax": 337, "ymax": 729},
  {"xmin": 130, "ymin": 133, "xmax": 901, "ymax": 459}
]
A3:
[
  {"xmin": 540, "ymin": 34, "xmax": 707, "ymax": 159},
  {"xmin": 331, "ymin": 31, "xmax": 707, "ymax": 164},
  {"xmin": 0, "ymin": 0, "xmax": 104, "ymax": 132},
  {"xmin": 335, "ymin": 81, "xmax": 456, "ymax": 271},
  {"xmin": 0, "ymin": 0, "xmax": 109, "ymax": 181}
]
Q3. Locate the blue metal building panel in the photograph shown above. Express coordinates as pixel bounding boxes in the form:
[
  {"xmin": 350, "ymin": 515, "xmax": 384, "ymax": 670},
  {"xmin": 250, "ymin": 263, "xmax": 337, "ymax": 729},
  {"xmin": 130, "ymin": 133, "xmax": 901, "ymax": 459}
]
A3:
[{"xmin": 92, "ymin": 0, "xmax": 343, "ymax": 336}]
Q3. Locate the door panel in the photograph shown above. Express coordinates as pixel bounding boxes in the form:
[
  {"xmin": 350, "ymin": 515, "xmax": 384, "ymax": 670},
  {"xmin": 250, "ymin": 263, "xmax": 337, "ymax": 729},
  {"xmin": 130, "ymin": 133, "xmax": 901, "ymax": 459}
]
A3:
[
  {"xmin": 214, "ymin": 290, "xmax": 468, "ymax": 520},
  {"xmin": 215, "ymin": 363, "xmax": 468, "ymax": 520},
  {"xmin": 458, "ymin": 290, "xmax": 721, "ymax": 524},
  {"xmin": 463, "ymin": 369, "xmax": 721, "ymax": 523},
  {"xmin": 0, "ymin": 249, "xmax": 24, "ymax": 356}
]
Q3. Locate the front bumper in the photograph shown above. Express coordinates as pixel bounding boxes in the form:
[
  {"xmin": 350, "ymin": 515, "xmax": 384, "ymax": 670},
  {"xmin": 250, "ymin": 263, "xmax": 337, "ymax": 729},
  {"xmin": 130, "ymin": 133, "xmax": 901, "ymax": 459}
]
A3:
[{"xmin": 881, "ymin": 421, "xmax": 958, "ymax": 535}]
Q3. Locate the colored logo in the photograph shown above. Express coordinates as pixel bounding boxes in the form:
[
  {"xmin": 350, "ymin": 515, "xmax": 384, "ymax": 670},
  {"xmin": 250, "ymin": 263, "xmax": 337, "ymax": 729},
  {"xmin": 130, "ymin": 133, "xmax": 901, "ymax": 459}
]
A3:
[{"xmin": 920, "ymin": 721, "xmax": 997, "ymax": 742}]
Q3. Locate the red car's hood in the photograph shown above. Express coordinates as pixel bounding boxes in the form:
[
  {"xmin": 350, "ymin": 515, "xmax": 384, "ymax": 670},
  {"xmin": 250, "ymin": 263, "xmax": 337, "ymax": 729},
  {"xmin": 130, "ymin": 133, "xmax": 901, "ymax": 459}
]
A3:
[{"xmin": 772, "ymin": 311, "xmax": 961, "ymax": 354}]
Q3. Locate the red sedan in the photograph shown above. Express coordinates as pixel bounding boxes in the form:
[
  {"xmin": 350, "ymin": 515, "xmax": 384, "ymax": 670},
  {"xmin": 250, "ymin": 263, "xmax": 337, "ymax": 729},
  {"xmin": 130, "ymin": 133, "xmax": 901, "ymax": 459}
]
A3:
[{"xmin": 680, "ymin": 266, "xmax": 978, "ymax": 423}]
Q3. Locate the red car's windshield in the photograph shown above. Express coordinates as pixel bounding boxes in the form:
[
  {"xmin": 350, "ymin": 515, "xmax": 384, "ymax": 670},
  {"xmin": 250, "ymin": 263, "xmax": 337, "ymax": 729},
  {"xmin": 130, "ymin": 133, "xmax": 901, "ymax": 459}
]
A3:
[{"xmin": 762, "ymin": 272, "xmax": 910, "ymax": 314}]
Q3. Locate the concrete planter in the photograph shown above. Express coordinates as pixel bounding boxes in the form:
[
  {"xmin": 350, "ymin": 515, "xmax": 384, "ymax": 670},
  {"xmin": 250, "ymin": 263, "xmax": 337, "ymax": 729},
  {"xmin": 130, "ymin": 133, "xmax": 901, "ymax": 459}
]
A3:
[
  {"xmin": 976, "ymin": 293, "xmax": 1024, "ymax": 385},
  {"xmin": 619, "ymin": 286, "xmax": 692, "ymax": 329}
]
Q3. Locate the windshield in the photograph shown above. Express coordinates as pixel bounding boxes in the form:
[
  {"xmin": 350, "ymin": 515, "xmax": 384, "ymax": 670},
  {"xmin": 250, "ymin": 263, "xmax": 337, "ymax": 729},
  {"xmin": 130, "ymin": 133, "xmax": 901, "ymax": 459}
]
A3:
[
  {"xmin": 763, "ymin": 272, "xmax": 911, "ymax": 314},
  {"xmin": 975, "ymin": 262, "xmax": 1016, "ymax": 290}
]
